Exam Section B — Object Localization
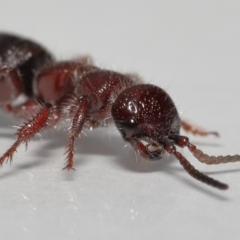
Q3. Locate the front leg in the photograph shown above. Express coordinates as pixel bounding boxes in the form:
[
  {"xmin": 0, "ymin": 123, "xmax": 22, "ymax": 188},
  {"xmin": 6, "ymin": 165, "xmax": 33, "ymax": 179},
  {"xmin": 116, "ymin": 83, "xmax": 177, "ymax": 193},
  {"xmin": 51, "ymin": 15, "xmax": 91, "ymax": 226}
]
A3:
[{"xmin": 63, "ymin": 96, "xmax": 88, "ymax": 170}]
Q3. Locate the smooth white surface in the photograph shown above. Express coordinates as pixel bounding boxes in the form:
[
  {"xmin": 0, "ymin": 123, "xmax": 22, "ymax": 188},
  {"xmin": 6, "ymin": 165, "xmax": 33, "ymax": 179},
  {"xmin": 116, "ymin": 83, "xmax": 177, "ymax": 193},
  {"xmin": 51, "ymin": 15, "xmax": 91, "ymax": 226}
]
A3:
[{"xmin": 0, "ymin": 1, "xmax": 240, "ymax": 239}]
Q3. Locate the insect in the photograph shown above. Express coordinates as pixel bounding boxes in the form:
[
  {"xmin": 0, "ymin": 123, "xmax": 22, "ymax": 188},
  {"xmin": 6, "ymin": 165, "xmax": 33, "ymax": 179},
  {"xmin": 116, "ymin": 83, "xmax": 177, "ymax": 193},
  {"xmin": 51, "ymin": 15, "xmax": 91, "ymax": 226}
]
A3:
[{"xmin": 0, "ymin": 33, "xmax": 239, "ymax": 190}]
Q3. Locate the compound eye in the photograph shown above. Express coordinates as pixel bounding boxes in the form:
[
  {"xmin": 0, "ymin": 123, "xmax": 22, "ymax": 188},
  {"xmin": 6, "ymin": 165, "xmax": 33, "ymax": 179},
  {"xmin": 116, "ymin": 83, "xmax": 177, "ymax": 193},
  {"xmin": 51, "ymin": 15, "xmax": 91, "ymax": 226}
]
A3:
[
  {"xmin": 124, "ymin": 118, "xmax": 137, "ymax": 130},
  {"xmin": 121, "ymin": 118, "xmax": 138, "ymax": 140}
]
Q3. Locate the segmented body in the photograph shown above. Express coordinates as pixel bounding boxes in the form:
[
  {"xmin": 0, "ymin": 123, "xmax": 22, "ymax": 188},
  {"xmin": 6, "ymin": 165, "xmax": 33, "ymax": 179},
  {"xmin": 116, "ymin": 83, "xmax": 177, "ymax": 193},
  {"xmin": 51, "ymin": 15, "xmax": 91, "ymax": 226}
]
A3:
[{"xmin": 0, "ymin": 33, "xmax": 239, "ymax": 191}]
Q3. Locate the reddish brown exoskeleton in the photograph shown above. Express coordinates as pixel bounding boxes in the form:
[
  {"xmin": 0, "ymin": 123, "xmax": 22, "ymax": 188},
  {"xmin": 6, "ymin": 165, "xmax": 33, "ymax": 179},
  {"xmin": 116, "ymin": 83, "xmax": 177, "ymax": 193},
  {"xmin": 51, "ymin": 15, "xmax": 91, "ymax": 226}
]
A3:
[{"xmin": 0, "ymin": 33, "xmax": 239, "ymax": 190}]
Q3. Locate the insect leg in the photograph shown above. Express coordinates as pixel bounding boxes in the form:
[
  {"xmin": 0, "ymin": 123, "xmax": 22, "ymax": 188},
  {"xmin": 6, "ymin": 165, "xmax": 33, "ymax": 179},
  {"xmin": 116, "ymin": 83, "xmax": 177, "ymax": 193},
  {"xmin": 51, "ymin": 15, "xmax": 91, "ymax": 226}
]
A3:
[
  {"xmin": 63, "ymin": 96, "xmax": 88, "ymax": 170},
  {"xmin": 0, "ymin": 103, "xmax": 59, "ymax": 166},
  {"xmin": 181, "ymin": 120, "xmax": 219, "ymax": 137}
]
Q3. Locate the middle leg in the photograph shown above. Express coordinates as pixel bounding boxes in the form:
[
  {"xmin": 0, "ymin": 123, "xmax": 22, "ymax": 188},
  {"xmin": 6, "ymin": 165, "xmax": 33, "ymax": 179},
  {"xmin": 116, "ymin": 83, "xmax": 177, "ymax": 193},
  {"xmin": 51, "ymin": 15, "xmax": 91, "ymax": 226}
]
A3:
[{"xmin": 0, "ymin": 103, "xmax": 60, "ymax": 166}]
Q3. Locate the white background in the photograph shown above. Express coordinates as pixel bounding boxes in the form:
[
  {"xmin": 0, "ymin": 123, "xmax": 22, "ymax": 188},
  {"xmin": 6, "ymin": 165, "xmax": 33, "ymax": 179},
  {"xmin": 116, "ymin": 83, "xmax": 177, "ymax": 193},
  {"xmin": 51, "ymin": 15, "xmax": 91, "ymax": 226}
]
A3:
[{"xmin": 0, "ymin": 1, "xmax": 240, "ymax": 239}]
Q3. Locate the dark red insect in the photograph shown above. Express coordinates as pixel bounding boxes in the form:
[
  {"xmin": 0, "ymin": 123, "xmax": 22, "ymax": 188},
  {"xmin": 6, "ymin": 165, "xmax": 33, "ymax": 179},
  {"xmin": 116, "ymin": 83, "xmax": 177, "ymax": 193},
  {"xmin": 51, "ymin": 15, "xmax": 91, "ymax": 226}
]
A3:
[{"xmin": 0, "ymin": 33, "xmax": 239, "ymax": 190}]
